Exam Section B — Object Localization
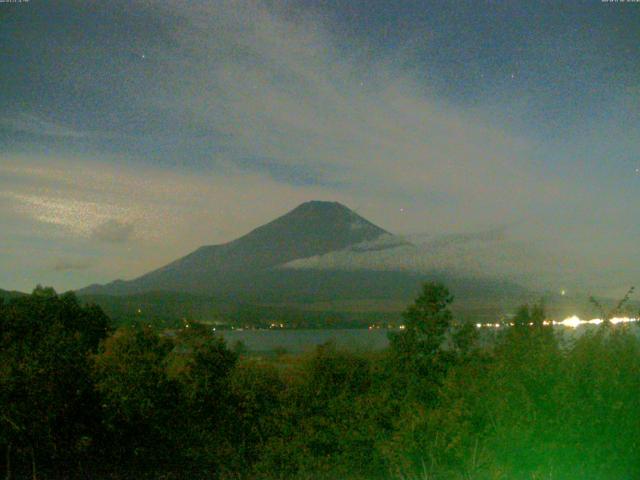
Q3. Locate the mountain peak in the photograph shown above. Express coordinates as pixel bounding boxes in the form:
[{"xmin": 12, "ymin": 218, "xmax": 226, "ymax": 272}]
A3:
[
  {"xmin": 235, "ymin": 201, "xmax": 387, "ymax": 252},
  {"xmin": 278, "ymin": 201, "xmax": 360, "ymax": 223},
  {"xmin": 291, "ymin": 200, "xmax": 349, "ymax": 212},
  {"xmin": 275, "ymin": 200, "xmax": 363, "ymax": 224},
  {"xmin": 78, "ymin": 201, "xmax": 393, "ymax": 295}
]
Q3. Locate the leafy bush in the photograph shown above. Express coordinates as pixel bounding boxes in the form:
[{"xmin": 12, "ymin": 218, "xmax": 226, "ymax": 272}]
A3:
[{"xmin": 4, "ymin": 284, "xmax": 640, "ymax": 479}]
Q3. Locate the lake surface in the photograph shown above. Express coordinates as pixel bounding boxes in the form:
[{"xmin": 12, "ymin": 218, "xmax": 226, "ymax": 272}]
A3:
[
  {"xmin": 219, "ymin": 323, "xmax": 640, "ymax": 353},
  {"xmin": 220, "ymin": 328, "xmax": 393, "ymax": 353}
]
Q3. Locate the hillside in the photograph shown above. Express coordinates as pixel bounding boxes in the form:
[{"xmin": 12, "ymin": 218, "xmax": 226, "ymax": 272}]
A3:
[
  {"xmin": 78, "ymin": 201, "xmax": 410, "ymax": 297},
  {"xmin": 75, "ymin": 201, "xmax": 538, "ymax": 324},
  {"xmin": 0, "ymin": 288, "xmax": 26, "ymax": 301}
]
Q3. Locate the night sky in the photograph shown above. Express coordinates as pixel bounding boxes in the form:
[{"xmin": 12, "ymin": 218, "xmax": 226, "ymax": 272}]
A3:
[{"xmin": 1, "ymin": 0, "xmax": 639, "ymax": 292}]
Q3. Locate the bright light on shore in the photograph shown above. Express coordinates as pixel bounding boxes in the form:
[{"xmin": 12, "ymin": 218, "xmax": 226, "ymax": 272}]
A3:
[
  {"xmin": 610, "ymin": 317, "xmax": 635, "ymax": 325},
  {"xmin": 557, "ymin": 316, "xmax": 582, "ymax": 328},
  {"xmin": 475, "ymin": 316, "xmax": 638, "ymax": 329},
  {"xmin": 553, "ymin": 316, "xmax": 637, "ymax": 328}
]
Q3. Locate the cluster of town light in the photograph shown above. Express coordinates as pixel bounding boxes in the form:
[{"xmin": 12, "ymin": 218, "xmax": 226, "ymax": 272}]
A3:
[
  {"xmin": 368, "ymin": 324, "xmax": 406, "ymax": 330},
  {"xmin": 475, "ymin": 316, "xmax": 639, "ymax": 329}
]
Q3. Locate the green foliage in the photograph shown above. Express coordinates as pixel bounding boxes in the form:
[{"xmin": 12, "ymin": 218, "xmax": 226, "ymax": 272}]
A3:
[
  {"xmin": 228, "ymin": 360, "xmax": 285, "ymax": 465},
  {"xmin": 254, "ymin": 343, "xmax": 389, "ymax": 479},
  {"xmin": 0, "ymin": 287, "xmax": 109, "ymax": 478},
  {"xmin": 387, "ymin": 282, "xmax": 460, "ymax": 408},
  {"xmin": 171, "ymin": 324, "xmax": 240, "ymax": 477},
  {"xmin": 91, "ymin": 323, "xmax": 241, "ymax": 478},
  {"xmin": 390, "ymin": 283, "xmax": 454, "ymax": 370},
  {"xmin": 5, "ymin": 284, "xmax": 640, "ymax": 479},
  {"xmin": 92, "ymin": 326, "xmax": 181, "ymax": 474}
]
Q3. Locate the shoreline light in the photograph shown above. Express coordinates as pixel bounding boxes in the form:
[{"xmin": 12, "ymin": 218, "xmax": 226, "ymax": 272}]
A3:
[{"xmin": 475, "ymin": 316, "xmax": 638, "ymax": 329}]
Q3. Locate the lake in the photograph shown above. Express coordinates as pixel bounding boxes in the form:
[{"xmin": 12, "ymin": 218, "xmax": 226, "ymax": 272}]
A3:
[{"xmin": 219, "ymin": 323, "xmax": 640, "ymax": 353}]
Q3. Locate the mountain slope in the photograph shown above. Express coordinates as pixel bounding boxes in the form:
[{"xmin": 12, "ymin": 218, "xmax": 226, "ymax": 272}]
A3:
[
  {"xmin": 77, "ymin": 201, "xmax": 535, "ymax": 323},
  {"xmin": 79, "ymin": 201, "xmax": 402, "ymax": 296},
  {"xmin": 0, "ymin": 288, "xmax": 26, "ymax": 301}
]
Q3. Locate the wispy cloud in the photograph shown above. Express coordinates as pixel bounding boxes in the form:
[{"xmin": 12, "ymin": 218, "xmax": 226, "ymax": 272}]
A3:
[
  {"xmin": 283, "ymin": 229, "xmax": 586, "ymax": 292},
  {"xmin": 52, "ymin": 258, "xmax": 91, "ymax": 272},
  {"xmin": 132, "ymin": 0, "xmax": 584, "ymax": 230},
  {"xmin": 0, "ymin": 191, "xmax": 131, "ymax": 237},
  {"xmin": 0, "ymin": 113, "xmax": 88, "ymax": 138},
  {"xmin": 0, "ymin": 154, "xmax": 353, "ymax": 289},
  {"xmin": 91, "ymin": 219, "xmax": 135, "ymax": 244}
]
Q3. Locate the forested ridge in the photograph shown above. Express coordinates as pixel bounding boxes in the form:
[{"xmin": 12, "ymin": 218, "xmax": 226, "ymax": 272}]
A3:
[{"xmin": 2, "ymin": 284, "xmax": 640, "ymax": 479}]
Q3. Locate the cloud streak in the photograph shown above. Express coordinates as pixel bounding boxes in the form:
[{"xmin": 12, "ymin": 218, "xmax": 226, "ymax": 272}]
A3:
[
  {"xmin": 91, "ymin": 219, "xmax": 135, "ymax": 244},
  {"xmin": 134, "ymin": 0, "xmax": 588, "ymax": 230},
  {"xmin": 0, "ymin": 113, "xmax": 88, "ymax": 139},
  {"xmin": 52, "ymin": 258, "xmax": 91, "ymax": 272}
]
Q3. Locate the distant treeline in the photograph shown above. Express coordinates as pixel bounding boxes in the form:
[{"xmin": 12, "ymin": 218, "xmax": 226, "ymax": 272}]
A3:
[
  {"xmin": 79, "ymin": 291, "xmax": 405, "ymax": 330},
  {"xmin": 78, "ymin": 285, "xmax": 621, "ymax": 330},
  {"xmin": 2, "ymin": 284, "xmax": 640, "ymax": 479}
]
